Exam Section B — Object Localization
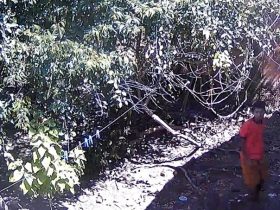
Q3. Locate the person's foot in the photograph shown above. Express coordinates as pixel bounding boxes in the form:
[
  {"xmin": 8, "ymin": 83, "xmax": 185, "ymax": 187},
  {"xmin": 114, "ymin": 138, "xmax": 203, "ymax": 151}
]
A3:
[
  {"xmin": 249, "ymin": 190, "xmax": 260, "ymax": 202},
  {"xmin": 256, "ymin": 180, "xmax": 265, "ymax": 192}
]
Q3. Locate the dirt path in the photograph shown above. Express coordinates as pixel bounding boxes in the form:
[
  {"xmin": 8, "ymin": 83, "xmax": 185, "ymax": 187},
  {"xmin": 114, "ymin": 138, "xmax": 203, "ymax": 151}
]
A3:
[{"xmin": 146, "ymin": 112, "xmax": 280, "ymax": 210}]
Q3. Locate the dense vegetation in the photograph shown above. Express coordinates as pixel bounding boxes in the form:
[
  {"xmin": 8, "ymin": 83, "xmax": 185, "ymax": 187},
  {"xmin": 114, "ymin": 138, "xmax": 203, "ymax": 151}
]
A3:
[{"xmin": 0, "ymin": 0, "xmax": 279, "ymax": 199}]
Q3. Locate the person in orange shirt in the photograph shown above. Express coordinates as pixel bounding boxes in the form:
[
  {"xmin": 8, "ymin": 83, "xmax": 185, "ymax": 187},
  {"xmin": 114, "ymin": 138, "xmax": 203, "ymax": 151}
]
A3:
[{"xmin": 239, "ymin": 100, "xmax": 268, "ymax": 201}]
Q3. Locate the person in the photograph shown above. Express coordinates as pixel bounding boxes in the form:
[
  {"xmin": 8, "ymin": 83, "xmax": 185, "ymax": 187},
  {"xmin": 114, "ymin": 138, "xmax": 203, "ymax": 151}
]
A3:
[{"xmin": 239, "ymin": 100, "xmax": 268, "ymax": 201}]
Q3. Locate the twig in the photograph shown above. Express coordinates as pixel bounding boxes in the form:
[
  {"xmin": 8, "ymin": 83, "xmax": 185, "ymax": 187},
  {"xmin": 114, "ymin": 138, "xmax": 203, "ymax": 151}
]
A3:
[
  {"xmin": 157, "ymin": 165, "xmax": 201, "ymax": 194},
  {"xmin": 130, "ymin": 162, "xmax": 201, "ymax": 193},
  {"xmin": 177, "ymin": 166, "xmax": 201, "ymax": 193},
  {"xmin": 114, "ymin": 180, "xmax": 119, "ymax": 191},
  {"xmin": 114, "ymin": 203, "xmax": 122, "ymax": 209}
]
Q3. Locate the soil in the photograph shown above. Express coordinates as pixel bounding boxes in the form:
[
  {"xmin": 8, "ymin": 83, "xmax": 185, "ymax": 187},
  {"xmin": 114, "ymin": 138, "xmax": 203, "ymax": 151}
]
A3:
[
  {"xmin": 147, "ymin": 111, "xmax": 280, "ymax": 210},
  {"xmin": 0, "ymin": 111, "xmax": 279, "ymax": 210}
]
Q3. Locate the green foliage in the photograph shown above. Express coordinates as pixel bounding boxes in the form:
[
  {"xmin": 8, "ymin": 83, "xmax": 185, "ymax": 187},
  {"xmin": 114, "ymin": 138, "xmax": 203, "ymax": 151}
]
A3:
[
  {"xmin": 9, "ymin": 129, "xmax": 85, "ymax": 198},
  {"xmin": 11, "ymin": 98, "xmax": 30, "ymax": 131}
]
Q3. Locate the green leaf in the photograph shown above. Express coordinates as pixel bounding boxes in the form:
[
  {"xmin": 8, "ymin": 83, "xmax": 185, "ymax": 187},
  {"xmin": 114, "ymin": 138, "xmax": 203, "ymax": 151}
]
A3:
[
  {"xmin": 20, "ymin": 180, "xmax": 31, "ymax": 195},
  {"xmin": 25, "ymin": 175, "xmax": 33, "ymax": 186},
  {"xmin": 48, "ymin": 146, "xmax": 58, "ymax": 157},
  {"xmin": 48, "ymin": 119, "xmax": 56, "ymax": 128},
  {"xmin": 38, "ymin": 146, "xmax": 46, "ymax": 158},
  {"xmin": 9, "ymin": 168, "xmax": 24, "ymax": 182},
  {"xmin": 42, "ymin": 156, "xmax": 51, "ymax": 169},
  {"xmin": 57, "ymin": 183, "xmax": 66, "ymax": 192},
  {"xmin": 33, "ymin": 151, "xmax": 39, "ymax": 162},
  {"xmin": 33, "ymin": 165, "xmax": 41, "ymax": 173},
  {"xmin": 48, "ymin": 129, "xmax": 59, "ymax": 138},
  {"xmin": 8, "ymin": 159, "xmax": 23, "ymax": 170},
  {"xmin": 69, "ymin": 187, "xmax": 75, "ymax": 194},
  {"xmin": 37, "ymin": 171, "xmax": 48, "ymax": 185},
  {"xmin": 4, "ymin": 152, "xmax": 15, "ymax": 161},
  {"xmin": 43, "ymin": 126, "xmax": 50, "ymax": 132},
  {"xmin": 25, "ymin": 163, "xmax": 33, "ymax": 172},
  {"xmin": 47, "ymin": 166, "xmax": 54, "ymax": 177}
]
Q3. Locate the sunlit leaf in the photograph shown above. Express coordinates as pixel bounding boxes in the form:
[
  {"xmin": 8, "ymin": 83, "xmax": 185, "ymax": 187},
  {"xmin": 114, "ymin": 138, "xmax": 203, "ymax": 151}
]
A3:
[{"xmin": 9, "ymin": 168, "xmax": 24, "ymax": 182}]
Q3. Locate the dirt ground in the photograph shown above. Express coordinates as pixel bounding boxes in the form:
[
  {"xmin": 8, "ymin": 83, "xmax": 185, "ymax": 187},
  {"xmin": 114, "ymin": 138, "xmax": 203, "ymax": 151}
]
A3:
[
  {"xmin": 0, "ymin": 111, "xmax": 279, "ymax": 210},
  {"xmin": 146, "ymin": 112, "xmax": 280, "ymax": 210}
]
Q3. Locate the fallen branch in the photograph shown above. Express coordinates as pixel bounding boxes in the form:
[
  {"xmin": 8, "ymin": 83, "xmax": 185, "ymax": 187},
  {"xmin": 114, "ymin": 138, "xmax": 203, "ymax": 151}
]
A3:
[
  {"xmin": 145, "ymin": 108, "xmax": 201, "ymax": 148},
  {"xmin": 176, "ymin": 166, "xmax": 201, "ymax": 193}
]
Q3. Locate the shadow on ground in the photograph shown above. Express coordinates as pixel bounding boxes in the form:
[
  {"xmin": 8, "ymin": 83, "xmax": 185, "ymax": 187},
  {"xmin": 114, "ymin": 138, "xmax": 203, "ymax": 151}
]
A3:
[{"xmin": 146, "ymin": 112, "xmax": 280, "ymax": 210}]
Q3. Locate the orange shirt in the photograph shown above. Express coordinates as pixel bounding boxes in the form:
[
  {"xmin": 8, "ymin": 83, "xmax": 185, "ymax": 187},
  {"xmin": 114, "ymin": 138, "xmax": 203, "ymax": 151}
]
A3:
[{"xmin": 239, "ymin": 118, "xmax": 265, "ymax": 160}]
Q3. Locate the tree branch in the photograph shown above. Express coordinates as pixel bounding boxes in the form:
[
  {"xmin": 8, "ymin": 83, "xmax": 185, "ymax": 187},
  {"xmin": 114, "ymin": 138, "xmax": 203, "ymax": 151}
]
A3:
[{"xmin": 144, "ymin": 108, "xmax": 201, "ymax": 147}]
